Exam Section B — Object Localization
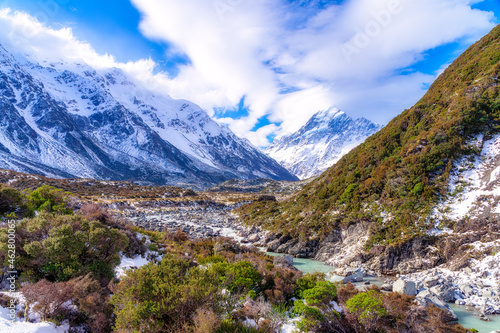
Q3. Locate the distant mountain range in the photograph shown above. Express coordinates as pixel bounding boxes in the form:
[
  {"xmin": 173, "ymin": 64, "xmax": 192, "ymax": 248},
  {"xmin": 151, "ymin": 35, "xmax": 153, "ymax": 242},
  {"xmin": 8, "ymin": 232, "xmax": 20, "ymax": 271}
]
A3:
[
  {"xmin": 0, "ymin": 43, "xmax": 297, "ymax": 188},
  {"xmin": 266, "ymin": 108, "xmax": 382, "ymax": 179}
]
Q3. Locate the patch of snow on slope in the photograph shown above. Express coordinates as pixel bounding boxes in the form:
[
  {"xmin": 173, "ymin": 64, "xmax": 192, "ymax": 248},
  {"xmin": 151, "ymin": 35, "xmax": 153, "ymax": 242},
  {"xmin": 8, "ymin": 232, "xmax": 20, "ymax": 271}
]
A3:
[
  {"xmin": 433, "ymin": 134, "xmax": 500, "ymax": 223},
  {"xmin": 114, "ymin": 253, "xmax": 151, "ymax": 279},
  {"xmin": 0, "ymin": 295, "xmax": 69, "ymax": 333}
]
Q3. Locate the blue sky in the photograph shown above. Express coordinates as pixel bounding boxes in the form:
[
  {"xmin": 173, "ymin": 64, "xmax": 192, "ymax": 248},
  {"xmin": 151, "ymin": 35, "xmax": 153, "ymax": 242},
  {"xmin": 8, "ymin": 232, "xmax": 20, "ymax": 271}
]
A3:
[
  {"xmin": 0, "ymin": 0, "xmax": 189, "ymax": 75},
  {"xmin": 0, "ymin": 0, "xmax": 498, "ymax": 146}
]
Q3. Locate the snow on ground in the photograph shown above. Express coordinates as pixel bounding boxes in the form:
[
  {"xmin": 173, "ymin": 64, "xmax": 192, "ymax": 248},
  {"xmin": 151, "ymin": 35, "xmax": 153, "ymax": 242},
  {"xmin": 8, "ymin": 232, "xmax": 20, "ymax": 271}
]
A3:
[
  {"xmin": 0, "ymin": 306, "xmax": 69, "ymax": 333},
  {"xmin": 114, "ymin": 253, "xmax": 151, "ymax": 278},
  {"xmin": 114, "ymin": 233, "xmax": 161, "ymax": 278},
  {"xmin": 242, "ymin": 318, "xmax": 257, "ymax": 328},
  {"xmin": 280, "ymin": 317, "xmax": 300, "ymax": 333},
  {"xmin": 0, "ymin": 294, "xmax": 69, "ymax": 333},
  {"xmin": 432, "ymin": 134, "xmax": 500, "ymax": 228}
]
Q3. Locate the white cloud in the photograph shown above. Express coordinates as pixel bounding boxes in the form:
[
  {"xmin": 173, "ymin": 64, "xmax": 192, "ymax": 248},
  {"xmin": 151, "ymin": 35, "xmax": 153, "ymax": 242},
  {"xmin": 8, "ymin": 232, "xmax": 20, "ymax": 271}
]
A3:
[
  {"xmin": 0, "ymin": 1, "xmax": 497, "ymax": 147},
  {"xmin": 129, "ymin": 0, "xmax": 497, "ymax": 145}
]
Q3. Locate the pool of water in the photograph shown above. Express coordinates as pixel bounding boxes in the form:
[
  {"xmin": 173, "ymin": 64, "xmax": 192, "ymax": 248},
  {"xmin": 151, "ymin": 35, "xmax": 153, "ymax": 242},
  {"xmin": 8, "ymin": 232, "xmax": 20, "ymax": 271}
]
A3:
[
  {"xmin": 265, "ymin": 252, "xmax": 335, "ymax": 275},
  {"xmin": 265, "ymin": 252, "xmax": 499, "ymax": 332},
  {"xmin": 450, "ymin": 304, "xmax": 500, "ymax": 333},
  {"xmin": 265, "ymin": 252, "xmax": 385, "ymax": 284}
]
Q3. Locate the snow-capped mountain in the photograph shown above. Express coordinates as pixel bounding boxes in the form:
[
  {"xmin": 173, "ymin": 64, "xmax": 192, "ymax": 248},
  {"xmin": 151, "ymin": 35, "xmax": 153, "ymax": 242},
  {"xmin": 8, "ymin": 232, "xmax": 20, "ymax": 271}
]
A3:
[
  {"xmin": 266, "ymin": 108, "xmax": 382, "ymax": 179},
  {"xmin": 0, "ymin": 43, "xmax": 297, "ymax": 187}
]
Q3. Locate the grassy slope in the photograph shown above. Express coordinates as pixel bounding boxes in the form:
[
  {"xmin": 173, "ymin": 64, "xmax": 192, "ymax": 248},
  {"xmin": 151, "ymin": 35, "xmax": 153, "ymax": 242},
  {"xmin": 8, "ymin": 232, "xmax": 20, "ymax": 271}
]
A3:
[{"xmin": 239, "ymin": 24, "xmax": 500, "ymax": 247}]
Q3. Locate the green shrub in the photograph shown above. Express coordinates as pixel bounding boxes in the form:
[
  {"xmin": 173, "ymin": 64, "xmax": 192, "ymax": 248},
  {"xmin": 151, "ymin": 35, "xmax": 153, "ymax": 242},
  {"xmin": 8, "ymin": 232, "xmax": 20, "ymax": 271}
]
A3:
[
  {"xmin": 302, "ymin": 281, "xmax": 337, "ymax": 306},
  {"xmin": 111, "ymin": 255, "xmax": 225, "ymax": 332},
  {"xmin": 413, "ymin": 183, "xmax": 424, "ymax": 196},
  {"xmin": 26, "ymin": 186, "xmax": 72, "ymax": 215},
  {"xmin": 0, "ymin": 185, "xmax": 26, "ymax": 217},
  {"xmin": 293, "ymin": 276, "xmax": 338, "ymax": 332},
  {"xmin": 295, "ymin": 272, "xmax": 325, "ymax": 298},
  {"xmin": 346, "ymin": 290, "xmax": 387, "ymax": 330},
  {"xmin": 225, "ymin": 260, "xmax": 262, "ymax": 294},
  {"xmin": 0, "ymin": 213, "xmax": 128, "ymax": 282}
]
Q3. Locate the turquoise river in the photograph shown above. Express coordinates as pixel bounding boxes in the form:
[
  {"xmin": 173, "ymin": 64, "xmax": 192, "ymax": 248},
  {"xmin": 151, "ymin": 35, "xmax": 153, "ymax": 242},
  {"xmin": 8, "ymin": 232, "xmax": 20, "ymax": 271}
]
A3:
[{"xmin": 267, "ymin": 253, "xmax": 500, "ymax": 333}]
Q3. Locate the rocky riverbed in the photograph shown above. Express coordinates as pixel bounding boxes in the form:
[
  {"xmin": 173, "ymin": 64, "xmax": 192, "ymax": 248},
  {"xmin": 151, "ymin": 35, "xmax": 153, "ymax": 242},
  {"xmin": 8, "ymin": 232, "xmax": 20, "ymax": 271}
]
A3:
[
  {"xmin": 102, "ymin": 193, "xmax": 500, "ymax": 331},
  {"xmin": 102, "ymin": 196, "xmax": 266, "ymax": 242},
  {"xmin": 402, "ymin": 249, "xmax": 500, "ymax": 318}
]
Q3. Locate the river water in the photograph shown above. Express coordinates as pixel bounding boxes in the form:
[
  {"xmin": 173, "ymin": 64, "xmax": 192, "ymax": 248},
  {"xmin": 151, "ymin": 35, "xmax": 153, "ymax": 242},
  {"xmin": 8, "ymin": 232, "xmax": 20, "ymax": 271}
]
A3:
[{"xmin": 266, "ymin": 253, "xmax": 499, "ymax": 333}]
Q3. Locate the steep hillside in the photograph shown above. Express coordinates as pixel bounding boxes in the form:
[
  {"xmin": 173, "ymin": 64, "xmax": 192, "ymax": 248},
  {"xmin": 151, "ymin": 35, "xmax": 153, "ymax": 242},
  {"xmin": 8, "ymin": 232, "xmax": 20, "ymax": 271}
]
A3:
[
  {"xmin": 266, "ymin": 108, "xmax": 382, "ymax": 179},
  {"xmin": 239, "ymin": 24, "xmax": 500, "ymax": 252},
  {"xmin": 0, "ymin": 43, "xmax": 297, "ymax": 187}
]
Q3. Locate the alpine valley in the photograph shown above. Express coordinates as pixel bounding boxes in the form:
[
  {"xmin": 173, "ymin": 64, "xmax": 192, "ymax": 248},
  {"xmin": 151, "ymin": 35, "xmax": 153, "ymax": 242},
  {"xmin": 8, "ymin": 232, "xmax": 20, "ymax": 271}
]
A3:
[
  {"xmin": 0, "ymin": 43, "xmax": 297, "ymax": 188},
  {"xmin": 1, "ymin": 7, "xmax": 500, "ymax": 333}
]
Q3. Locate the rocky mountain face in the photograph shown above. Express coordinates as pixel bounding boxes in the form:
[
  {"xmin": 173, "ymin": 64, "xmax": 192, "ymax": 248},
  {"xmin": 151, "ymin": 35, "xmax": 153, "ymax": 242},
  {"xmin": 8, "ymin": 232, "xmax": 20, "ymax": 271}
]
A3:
[
  {"xmin": 266, "ymin": 108, "xmax": 382, "ymax": 179},
  {"xmin": 0, "ymin": 44, "xmax": 297, "ymax": 187},
  {"xmin": 239, "ymin": 24, "xmax": 500, "ymax": 276}
]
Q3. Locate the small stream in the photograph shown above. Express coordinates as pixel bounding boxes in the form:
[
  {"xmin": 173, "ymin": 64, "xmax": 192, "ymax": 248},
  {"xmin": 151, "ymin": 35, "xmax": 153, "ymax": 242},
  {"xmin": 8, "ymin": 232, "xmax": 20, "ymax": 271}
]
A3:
[
  {"xmin": 266, "ymin": 252, "xmax": 499, "ymax": 333},
  {"xmin": 450, "ymin": 304, "xmax": 500, "ymax": 333}
]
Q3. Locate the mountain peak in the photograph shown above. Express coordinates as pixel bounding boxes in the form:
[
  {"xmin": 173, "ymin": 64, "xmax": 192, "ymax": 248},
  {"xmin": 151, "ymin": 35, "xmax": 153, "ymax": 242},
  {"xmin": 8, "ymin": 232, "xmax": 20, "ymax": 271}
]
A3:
[
  {"xmin": 312, "ymin": 107, "xmax": 344, "ymax": 120},
  {"xmin": 266, "ymin": 109, "xmax": 381, "ymax": 179}
]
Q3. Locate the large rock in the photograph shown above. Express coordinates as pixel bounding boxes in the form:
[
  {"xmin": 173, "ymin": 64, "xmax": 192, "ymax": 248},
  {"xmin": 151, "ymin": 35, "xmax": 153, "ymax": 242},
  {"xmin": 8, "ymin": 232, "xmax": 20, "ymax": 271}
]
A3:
[
  {"xmin": 283, "ymin": 255, "xmax": 294, "ymax": 265},
  {"xmin": 380, "ymin": 283, "xmax": 393, "ymax": 292},
  {"xmin": 342, "ymin": 268, "xmax": 366, "ymax": 283},
  {"xmin": 393, "ymin": 279, "xmax": 417, "ymax": 296},
  {"xmin": 248, "ymin": 234, "xmax": 260, "ymax": 243},
  {"xmin": 273, "ymin": 255, "xmax": 297, "ymax": 270},
  {"xmin": 266, "ymin": 235, "xmax": 292, "ymax": 252},
  {"xmin": 288, "ymin": 240, "xmax": 317, "ymax": 258},
  {"xmin": 458, "ymin": 283, "xmax": 474, "ymax": 297},
  {"xmin": 424, "ymin": 278, "xmax": 440, "ymax": 288},
  {"xmin": 276, "ymin": 239, "xmax": 297, "ymax": 253},
  {"xmin": 430, "ymin": 285, "xmax": 456, "ymax": 302},
  {"xmin": 266, "ymin": 239, "xmax": 282, "ymax": 252},
  {"xmin": 416, "ymin": 290, "xmax": 458, "ymax": 321},
  {"xmin": 314, "ymin": 223, "xmax": 368, "ymax": 264}
]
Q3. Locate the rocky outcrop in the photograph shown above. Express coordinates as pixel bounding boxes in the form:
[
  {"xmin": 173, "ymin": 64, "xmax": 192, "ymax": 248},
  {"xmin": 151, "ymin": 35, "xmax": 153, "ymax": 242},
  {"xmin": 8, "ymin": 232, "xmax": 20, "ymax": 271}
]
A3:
[
  {"xmin": 340, "ymin": 268, "xmax": 366, "ymax": 283},
  {"xmin": 415, "ymin": 290, "xmax": 458, "ymax": 320},
  {"xmin": 315, "ymin": 222, "xmax": 369, "ymax": 266},
  {"xmin": 393, "ymin": 279, "xmax": 417, "ymax": 296},
  {"xmin": 363, "ymin": 236, "xmax": 444, "ymax": 275},
  {"xmin": 259, "ymin": 221, "xmax": 445, "ymax": 275},
  {"xmin": 404, "ymin": 251, "xmax": 500, "ymax": 316},
  {"xmin": 316, "ymin": 222, "xmax": 444, "ymax": 275},
  {"xmin": 262, "ymin": 233, "xmax": 318, "ymax": 258}
]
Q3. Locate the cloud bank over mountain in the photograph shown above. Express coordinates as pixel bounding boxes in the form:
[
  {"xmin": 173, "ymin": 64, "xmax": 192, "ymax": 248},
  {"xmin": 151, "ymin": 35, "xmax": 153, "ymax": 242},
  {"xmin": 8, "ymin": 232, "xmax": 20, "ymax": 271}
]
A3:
[{"xmin": 0, "ymin": 1, "xmax": 497, "ymax": 146}]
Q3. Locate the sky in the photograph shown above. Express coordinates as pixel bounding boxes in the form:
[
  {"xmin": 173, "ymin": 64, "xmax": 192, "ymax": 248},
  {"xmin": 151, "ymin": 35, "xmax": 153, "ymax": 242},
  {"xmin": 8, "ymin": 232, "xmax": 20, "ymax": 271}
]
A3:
[{"xmin": 0, "ymin": 0, "xmax": 498, "ymax": 147}]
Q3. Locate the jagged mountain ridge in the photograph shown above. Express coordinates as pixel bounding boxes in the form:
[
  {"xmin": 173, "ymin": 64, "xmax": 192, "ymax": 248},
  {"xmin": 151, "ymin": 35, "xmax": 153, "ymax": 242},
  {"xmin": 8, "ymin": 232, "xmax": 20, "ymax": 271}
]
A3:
[
  {"xmin": 0, "ymin": 43, "xmax": 297, "ymax": 187},
  {"xmin": 265, "ymin": 108, "xmax": 382, "ymax": 179}
]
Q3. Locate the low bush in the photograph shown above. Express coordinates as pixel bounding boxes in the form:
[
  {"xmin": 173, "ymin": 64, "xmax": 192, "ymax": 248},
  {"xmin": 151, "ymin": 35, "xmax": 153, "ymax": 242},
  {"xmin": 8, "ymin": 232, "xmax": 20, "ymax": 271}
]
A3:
[{"xmin": 0, "ymin": 212, "xmax": 128, "ymax": 282}]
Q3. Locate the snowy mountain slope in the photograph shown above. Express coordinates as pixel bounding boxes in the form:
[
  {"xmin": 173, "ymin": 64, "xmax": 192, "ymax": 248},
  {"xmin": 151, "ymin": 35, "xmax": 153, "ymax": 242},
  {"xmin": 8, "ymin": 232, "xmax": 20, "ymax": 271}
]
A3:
[
  {"xmin": 265, "ymin": 108, "xmax": 382, "ymax": 179},
  {"xmin": 0, "ymin": 43, "xmax": 297, "ymax": 187},
  {"xmin": 431, "ymin": 133, "xmax": 500, "ymax": 227}
]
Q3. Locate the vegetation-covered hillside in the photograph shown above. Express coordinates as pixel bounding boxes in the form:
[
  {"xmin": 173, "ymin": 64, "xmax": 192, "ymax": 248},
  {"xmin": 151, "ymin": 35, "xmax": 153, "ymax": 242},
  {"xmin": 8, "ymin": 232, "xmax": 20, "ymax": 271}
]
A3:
[
  {"xmin": 239, "ymin": 24, "xmax": 500, "ymax": 247},
  {"xmin": 0, "ymin": 183, "xmax": 472, "ymax": 332}
]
